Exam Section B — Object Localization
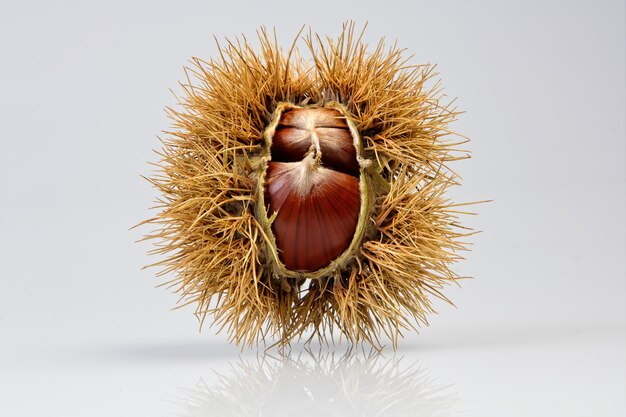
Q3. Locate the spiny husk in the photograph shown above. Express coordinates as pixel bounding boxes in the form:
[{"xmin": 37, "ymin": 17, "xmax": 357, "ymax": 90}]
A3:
[{"xmin": 142, "ymin": 23, "xmax": 474, "ymax": 348}]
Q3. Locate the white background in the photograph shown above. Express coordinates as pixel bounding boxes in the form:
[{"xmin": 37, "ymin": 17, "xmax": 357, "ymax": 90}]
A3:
[{"xmin": 1, "ymin": 0, "xmax": 624, "ymax": 416}]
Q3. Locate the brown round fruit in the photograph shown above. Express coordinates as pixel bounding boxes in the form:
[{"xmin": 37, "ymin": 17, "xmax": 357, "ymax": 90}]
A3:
[{"xmin": 259, "ymin": 104, "xmax": 367, "ymax": 275}]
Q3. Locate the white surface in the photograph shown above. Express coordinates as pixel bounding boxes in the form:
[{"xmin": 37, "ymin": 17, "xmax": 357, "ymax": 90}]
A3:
[
  {"xmin": 1, "ymin": 326, "xmax": 624, "ymax": 416},
  {"xmin": 0, "ymin": 0, "xmax": 624, "ymax": 416}
]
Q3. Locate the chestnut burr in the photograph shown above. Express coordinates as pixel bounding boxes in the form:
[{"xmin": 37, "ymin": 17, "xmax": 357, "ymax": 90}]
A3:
[{"xmin": 144, "ymin": 24, "xmax": 473, "ymax": 348}]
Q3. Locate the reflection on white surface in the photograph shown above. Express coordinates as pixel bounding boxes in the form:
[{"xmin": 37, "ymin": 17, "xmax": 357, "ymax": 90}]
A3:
[{"xmin": 171, "ymin": 351, "xmax": 459, "ymax": 417}]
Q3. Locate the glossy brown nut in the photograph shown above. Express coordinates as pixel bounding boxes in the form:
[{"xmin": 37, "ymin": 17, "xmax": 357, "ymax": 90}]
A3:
[
  {"xmin": 278, "ymin": 107, "xmax": 349, "ymax": 129},
  {"xmin": 316, "ymin": 127, "xmax": 360, "ymax": 177},
  {"xmin": 270, "ymin": 108, "xmax": 359, "ymax": 177},
  {"xmin": 265, "ymin": 161, "xmax": 360, "ymax": 272},
  {"xmin": 271, "ymin": 127, "xmax": 311, "ymax": 162},
  {"xmin": 264, "ymin": 106, "xmax": 362, "ymax": 272}
]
